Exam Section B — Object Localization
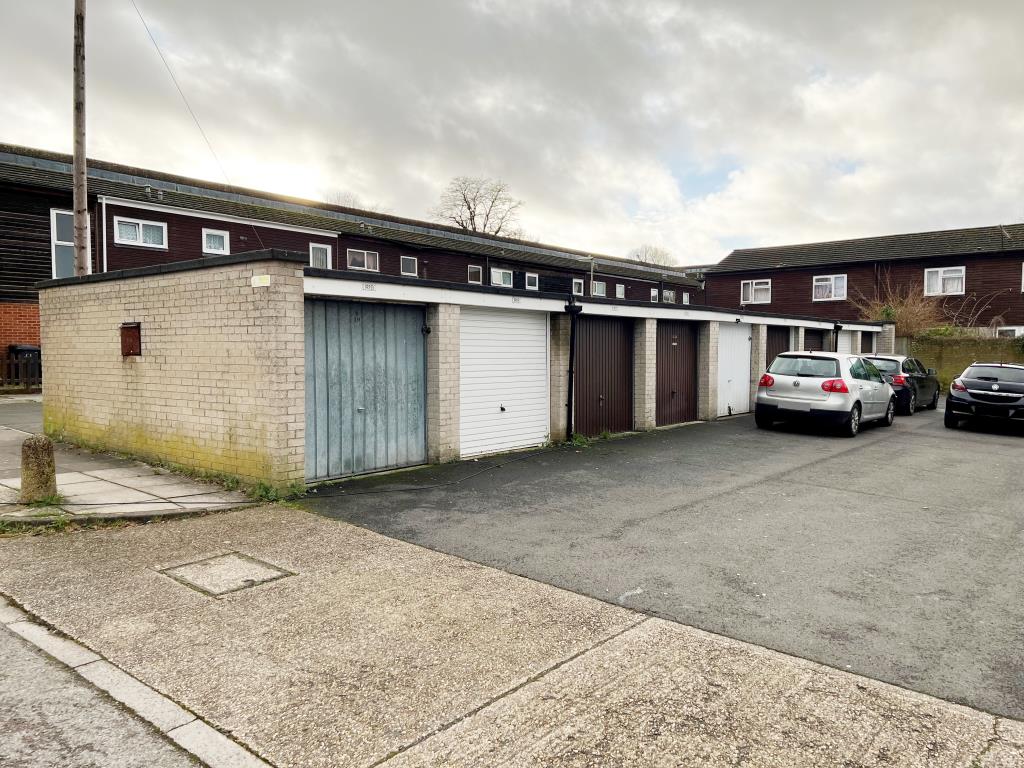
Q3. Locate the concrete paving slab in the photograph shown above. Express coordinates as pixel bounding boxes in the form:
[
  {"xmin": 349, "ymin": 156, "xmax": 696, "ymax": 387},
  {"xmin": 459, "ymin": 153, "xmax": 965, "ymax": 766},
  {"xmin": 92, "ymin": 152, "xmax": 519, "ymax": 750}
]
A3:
[
  {"xmin": 62, "ymin": 480, "xmax": 161, "ymax": 501},
  {"xmin": 0, "ymin": 506, "xmax": 640, "ymax": 768},
  {"xmin": 7, "ymin": 620, "xmax": 100, "ymax": 668},
  {"xmin": 390, "ymin": 619, "xmax": 996, "ymax": 768},
  {"xmin": 160, "ymin": 552, "xmax": 292, "ymax": 596},
  {"xmin": 167, "ymin": 491, "xmax": 249, "ymax": 508},
  {"xmin": 78, "ymin": 659, "xmax": 196, "ymax": 732},
  {"xmin": 167, "ymin": 720, "xmax": 270, "ymax": 768},
  {"xmin": 0, "ymin": 596, "xmax": 27, "ymax": 624},
  {"xmin": 66, "ymin": 501, "xmax": 181, "ymax": 517},
  {"xmin": 87, "ymin": 467, "xmax": 173, "ymax": 480}
]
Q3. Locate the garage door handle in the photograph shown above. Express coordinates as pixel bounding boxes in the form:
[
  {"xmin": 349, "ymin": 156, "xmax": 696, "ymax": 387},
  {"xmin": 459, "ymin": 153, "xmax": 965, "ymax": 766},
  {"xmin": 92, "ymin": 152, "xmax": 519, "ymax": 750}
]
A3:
[{"xmin": 356, "ymin": 407, "xmax": 365, "ymax": 412}]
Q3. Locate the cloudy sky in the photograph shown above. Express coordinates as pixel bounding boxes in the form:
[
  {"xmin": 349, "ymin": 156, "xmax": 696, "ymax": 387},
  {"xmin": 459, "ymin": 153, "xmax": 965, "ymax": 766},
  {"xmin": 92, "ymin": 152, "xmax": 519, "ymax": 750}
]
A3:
[{"xmin": 2, "ymin": 1, "xmax": 1022, "ymax": 264}]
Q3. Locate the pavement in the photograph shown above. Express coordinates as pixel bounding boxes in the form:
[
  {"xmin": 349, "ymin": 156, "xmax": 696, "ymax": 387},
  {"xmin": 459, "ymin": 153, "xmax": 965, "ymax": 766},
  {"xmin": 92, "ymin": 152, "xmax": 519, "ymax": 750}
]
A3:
[
  {"xmin": 1, "ymin": 505, "xmax": 1021, "ymax": 767},
  {"xmin": 303, "ymin": 408, "xmax": 1024, "ymax": 721},
  {"xmin": 0, "ymin": 399, "xmax": 248, "ymax": 521}
]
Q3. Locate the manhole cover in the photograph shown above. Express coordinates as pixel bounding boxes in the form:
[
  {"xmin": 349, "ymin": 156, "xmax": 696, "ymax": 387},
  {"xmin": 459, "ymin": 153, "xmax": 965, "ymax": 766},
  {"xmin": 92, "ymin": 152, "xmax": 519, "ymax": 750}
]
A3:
[{"xmin": 160, "ymin": 552, "xmax": 293, "ymax": 596}]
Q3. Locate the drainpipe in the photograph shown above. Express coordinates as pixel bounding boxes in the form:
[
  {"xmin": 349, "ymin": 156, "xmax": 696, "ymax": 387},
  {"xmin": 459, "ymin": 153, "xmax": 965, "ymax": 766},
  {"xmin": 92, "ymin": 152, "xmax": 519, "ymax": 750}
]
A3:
[
  {"xmin": 565, "ymin": 297, "xmax": 584, "ymax": 440},
  {"xmin": 833, "ymin": 322, "xmax": 843, "ymax": 352}
]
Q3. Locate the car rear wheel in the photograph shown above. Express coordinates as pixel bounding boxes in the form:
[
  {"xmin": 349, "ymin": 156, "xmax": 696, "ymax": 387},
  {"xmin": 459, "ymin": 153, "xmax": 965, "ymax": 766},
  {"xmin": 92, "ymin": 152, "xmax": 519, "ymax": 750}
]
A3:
[
  {"xmin": 944, "ymin": 409, "xmax": 959, "ymax": 429},
  {"xmin": 754, "ymin": 411, "xmax": 774, "ymax": 430},
  {"xmin": 927, "ymin": 389, "xmax": 940, "ymax": 410},
  {"xmin": 882, "ymin": 398, "xmax": 896, "ymax": 426},
  {"xmin": 842, "ymin": 404, "xmax": 861, "ymax": 437},
  {"xmin": 900, "ymin": 389, "xmax": 916, "ymax": 416}
]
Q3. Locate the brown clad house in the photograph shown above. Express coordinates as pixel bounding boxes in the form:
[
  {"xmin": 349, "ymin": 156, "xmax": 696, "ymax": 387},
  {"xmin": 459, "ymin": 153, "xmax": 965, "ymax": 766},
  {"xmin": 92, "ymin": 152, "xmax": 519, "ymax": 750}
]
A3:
[{"xmin": 702, "ymin": 224, "xmax": 1024, "ymax": 339}]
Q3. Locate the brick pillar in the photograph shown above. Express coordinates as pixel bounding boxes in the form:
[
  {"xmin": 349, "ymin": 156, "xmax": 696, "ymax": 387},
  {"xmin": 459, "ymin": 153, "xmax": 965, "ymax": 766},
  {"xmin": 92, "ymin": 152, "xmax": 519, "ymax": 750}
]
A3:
[
  {"xmin": 549, "ymin": 313, "xmax": 571, "ymax": 442},
  {"xmin": 633, "ymin": 318, "xmax": 657, "ymax": 430},
  {"xmin": 822, "ymin": 330, "xmax": 836, "ymax": 352},
  {"xmin": 877, "ymin": 323, "xmax": 896, "ymax": 354},
  {"xmin": 748, "ymin": 323, "xmax": 767, "ymax": 410},
  {"xmin": 426, "ymin": 303, "xmax": 460, "ymax": 463},
  {"xmin": 793, "ymin": 326, "xmax": 805, "ymax": 351},
  {"xmin": 851, "ymin": 330, "xmax": 862, "ymax": 354},
  {"xmin": 697, "ymin": 321, "xmax": 719, "ymax": 420}
]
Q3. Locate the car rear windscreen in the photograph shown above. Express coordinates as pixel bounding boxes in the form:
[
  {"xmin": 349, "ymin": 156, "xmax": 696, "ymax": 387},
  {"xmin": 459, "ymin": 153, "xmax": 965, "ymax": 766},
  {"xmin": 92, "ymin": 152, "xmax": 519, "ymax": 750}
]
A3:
[
  {"xmin": 866, "ymin": 358, "xmax": 900, "ymax": 374},
  {"xmin": 768, "ymin": 356, "xmax": 840, "ymax": 378},
  {"xmin": 964, "ymin": 365, "xmax": 1024, "ymax": 384}
]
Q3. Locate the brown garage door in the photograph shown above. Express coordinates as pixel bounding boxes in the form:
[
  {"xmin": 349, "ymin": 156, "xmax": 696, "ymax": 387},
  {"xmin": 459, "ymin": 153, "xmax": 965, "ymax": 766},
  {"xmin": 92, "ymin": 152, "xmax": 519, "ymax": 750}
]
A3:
[
  {"xmin": 804, "ymin": 329, "xmax": 825, "ymax": 351},
  {"xmin": 766, "ymin": 326, "xmax": 790, "ymax": 364},
  {"xmin": 575, "ymin": 316, "xmax": 633, "ymax": 436},
  {"xmin": 656, "ymin": 321, "xmax": 699, "ymax": 426}
]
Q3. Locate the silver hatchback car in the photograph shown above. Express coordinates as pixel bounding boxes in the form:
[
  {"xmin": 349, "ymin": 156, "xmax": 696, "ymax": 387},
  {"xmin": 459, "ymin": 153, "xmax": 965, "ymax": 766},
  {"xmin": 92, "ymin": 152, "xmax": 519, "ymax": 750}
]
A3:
[{"xmin": 755, "ymin": 352, "xmax": 896, "ymax": 436}]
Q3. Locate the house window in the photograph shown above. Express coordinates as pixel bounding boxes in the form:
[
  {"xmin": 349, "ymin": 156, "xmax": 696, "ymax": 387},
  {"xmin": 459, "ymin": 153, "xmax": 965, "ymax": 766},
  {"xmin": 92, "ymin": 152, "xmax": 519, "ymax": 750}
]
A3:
[
  {"xmin": 650, "ymin": 288, "xmax": 659, "ymax": 302},
  {"xmin": 662, "ymin": 289, "xmax": 676, "ymax": 303},
  {"xmin": 591, "ymin": 280, "xmax": 606, "ymax": 297},
  {"xmin": 572, "ymin": 278, "xmax": 584, "ymax": 296},
  {"xmin": 491, "ymin": 268, "xmax": 513, "ymax": 287},
  {"xmin": 681, "ymin": 292, "xmax": 690, "ymax": 305},
  {"xmin": 49, "ymin": 209, "xmax": 90, "ymax": 278},
  {"xmin": 310, "ymin": 243, "xmax": 332, "ymax": 269},
  {"xmin": 997, "ymin": 326, "xmax": 1024, "ymax": 338},
  {"xmin": 202, "ymin": 228, "xmax": 230, "ymax": 255},
  {"xmin": 615, "ymin": 284, "xmax": 625, "ymax": 299},
  {"xmin": 468, "ymin": 265, "xmax": 483, "ymax": 284},
  {"xmin": 347, "ymin": 248, "xmax": 379, "ymax": 271},
  {"xmin": 113, "ymin": 216, "xmax": 166, "ymax": 249},
  {"xmin": 400, "ymin": 255, "xmax": 418, "ymax": 276},
  {"xmin": 741, "ymin": 279, "xmax": 771, "ymax": 304},
  {"xmin": 812, "ymin": 274, "xmax": 847, "ymax": 301},
  {"xmin": 525, "ymin": 273, "xmax": 539, "ymax": 290},
  {"xmin": 924, "ymin": 266, "xmax": 965, "ymax": 296}
]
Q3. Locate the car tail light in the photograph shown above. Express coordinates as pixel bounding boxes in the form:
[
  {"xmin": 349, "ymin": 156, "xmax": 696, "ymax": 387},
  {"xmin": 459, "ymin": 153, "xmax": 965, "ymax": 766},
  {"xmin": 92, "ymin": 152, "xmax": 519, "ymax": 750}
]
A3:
[
  {"xmin": 951, "ymin": 379, "xmax": 967, "ymax": 392},
  {"xmin": 821, "ymin": 378, "xmax": 850, "ymax": 393},
  {"xmin": 758, "ymin": 373, "xmax": 774, "ymax": 388},
  {"xmin": 891, "ymin": 374, "xmax": 908, "ymax": 386}
]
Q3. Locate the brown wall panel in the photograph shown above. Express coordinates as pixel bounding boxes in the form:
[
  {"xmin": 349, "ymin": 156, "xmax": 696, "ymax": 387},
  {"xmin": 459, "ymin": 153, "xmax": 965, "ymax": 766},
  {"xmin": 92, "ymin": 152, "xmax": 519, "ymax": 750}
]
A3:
[
  {"xmin": 804, "ymin": 329, "xmax": 825, "ymax": 351},
  {"xmin": 656, "ymin": 320, "xmax": 699, "ymax": 425},
  {"xmin": 766, "ymin": 325, "xmax": 791, "ymax": 363},
  {"xmin": 574, "ymin": 316, "xmax": 633, "ymax": 436}
]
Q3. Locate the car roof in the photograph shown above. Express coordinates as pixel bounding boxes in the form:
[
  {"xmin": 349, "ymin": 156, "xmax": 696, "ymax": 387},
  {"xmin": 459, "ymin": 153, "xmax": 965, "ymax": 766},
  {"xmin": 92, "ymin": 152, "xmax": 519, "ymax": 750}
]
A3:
[
  {"xmin": 865, "ymin": 354, "xmax": 906, "ymax": 360},
  {"xmin": 778, "ymin": 351, "xmax": 843, "ymax": 359},
  {"xmin": 968, "ymin": 362, "xmax": 1024, "ymax": 369}
]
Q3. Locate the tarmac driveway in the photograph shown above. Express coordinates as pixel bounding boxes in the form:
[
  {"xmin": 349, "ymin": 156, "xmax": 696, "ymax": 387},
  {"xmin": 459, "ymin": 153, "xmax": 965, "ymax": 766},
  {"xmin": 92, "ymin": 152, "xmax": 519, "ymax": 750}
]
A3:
[{"xmin": 305, "ymin": 410, "xmax": 1024, "ymax": 720}]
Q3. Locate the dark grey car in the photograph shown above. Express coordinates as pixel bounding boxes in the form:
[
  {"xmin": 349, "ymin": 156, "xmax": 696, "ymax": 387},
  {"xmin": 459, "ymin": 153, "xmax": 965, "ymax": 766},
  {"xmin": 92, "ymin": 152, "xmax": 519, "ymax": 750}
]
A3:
[{"xmin": 865, "ymin": 355, "xmax": 941, "ymax": 415}]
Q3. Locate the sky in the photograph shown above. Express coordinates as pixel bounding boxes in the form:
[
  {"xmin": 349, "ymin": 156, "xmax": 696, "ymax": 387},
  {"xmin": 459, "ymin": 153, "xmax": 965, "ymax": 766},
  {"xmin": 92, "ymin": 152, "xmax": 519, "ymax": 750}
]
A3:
[{"xmin": 2, "ymin": 1, "xmax": 1023, "ymax": 265}]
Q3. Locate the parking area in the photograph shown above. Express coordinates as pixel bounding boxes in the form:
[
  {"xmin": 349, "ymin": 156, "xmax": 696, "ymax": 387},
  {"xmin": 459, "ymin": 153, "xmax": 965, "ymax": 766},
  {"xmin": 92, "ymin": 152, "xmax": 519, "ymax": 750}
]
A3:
[{"xmin": 304, "ymin": 408, "xmax": 1024, "ymax": 720}]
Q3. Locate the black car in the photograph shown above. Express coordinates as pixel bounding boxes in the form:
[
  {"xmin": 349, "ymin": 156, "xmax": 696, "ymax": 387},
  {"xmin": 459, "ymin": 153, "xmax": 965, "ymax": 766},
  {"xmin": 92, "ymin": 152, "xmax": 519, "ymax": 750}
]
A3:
[
  {"xmin": 945, "ymin": 363, "xmax": 1024, "ymax": 429},
  {"xmin": 865, "ymin": 355, "xmax": 941, "ymax": 415}
]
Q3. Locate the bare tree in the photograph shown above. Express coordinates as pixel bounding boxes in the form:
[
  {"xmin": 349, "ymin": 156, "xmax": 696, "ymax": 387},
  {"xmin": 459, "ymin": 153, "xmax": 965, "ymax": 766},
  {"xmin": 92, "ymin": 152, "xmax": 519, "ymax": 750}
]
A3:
[
  {"xmin": 431, "ymin": 176, "xmax": 523, "ymax": 237},
  {"xmin": 628, "ymin": 244, "xmax": 676, "ymax": 266},
  {"xmin": 848, "ymin": 272, "xmax": 942, "ymax": 337},
  {"xmin": 320, "ymin": 189, "xmax": 388, "ymax": 214}
]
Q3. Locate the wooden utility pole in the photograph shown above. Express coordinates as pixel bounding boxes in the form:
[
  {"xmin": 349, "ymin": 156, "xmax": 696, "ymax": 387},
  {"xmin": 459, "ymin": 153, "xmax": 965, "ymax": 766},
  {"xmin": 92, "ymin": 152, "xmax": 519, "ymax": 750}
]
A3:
[{"xmin": 73, "ymin": 0, "xmax": 88, "ymax": 276}]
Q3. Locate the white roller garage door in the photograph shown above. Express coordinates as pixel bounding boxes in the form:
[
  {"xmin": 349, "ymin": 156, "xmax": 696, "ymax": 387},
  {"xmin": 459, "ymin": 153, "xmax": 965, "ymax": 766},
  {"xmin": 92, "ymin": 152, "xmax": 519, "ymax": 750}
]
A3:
[
  {"xmin": 837, "ymin": 330, "xmax": 853, "ymax": 353},
  {"xmin": 717, "ymin": 322, "xmax": 752, "ymax": 417},
  {"xmin": 459, "ymin": 307, "xmax": 550, "ymax": 457}
]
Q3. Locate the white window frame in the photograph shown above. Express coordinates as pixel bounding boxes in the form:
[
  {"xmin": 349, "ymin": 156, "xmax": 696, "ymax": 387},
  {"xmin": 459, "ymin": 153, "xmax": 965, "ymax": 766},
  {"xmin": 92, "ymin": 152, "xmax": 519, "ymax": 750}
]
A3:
[
  {"xmin": 996, "ymin": 326, "xmax": 1024, "ymax": 338},
  {"xmin": 113, "ymin": 215, "xmax": 167, "ymax": 249},
  {"xmin": 491, "ymin": 268, "xmax": 513, "ymax": 287},
  {"xmin": 572, "ymin": 278, "xmax": 584, "ymax": 296},
  {"xmin": 346, "ymin": 248, "xmax": 379, "ymax": 272},
  {"xmin": 50, "ymin": 208, "xmax": 91, "ymax": 277},
  {"xmin": 309, "ymin": 243, "xmax": 332, "ymax": 269},
  {"xmin": 923, "ymin": 266, "xmax": 965, "ymax": 297},
  {"xmin": 591, "ymin": 280, "xmax": 606, "ymax": 297},
  {"xmin": 741, "ymin": 279, "xmax": 771, "ymax": 304},
  {"xmin": 201, "ymin": 228, "xmax": 230, "ymax": 255},
  {"xmin": 525, "ymin": 272, "xmax": 539, "ymax": 290},
  {"xmin": 662, "ymin": 289, "xmax": 676, "ymax": 303},
  {"xmin": 400, "ymin": 255, "xmax": 418, "ymax": 277},
  {"xmin": 467, "ymin": 265, "xmax": 483, "ymax": 284},
  {"xmin": 681, "ymin": 292, "xmax": 690, "ymax": 305},
  {"xmin": 650, "ymin": 288, "xmax": 659, "ymax": 303},
  {"xmin": 812, "ymin": 273, "xmax": 847, "ymax": 302},
  {"xmin": 615, "ymin": 284, "xmax": 625, "ymax": 299},
  {"xmin": 1020, "ymin": 263, "xmax": 1023, "ymax": 293}
]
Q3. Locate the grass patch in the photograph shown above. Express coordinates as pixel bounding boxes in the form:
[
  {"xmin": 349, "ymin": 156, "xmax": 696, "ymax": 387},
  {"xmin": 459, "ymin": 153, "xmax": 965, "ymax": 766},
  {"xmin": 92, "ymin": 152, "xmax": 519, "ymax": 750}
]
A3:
[
  {"xmin": 568, "ymin": 433, "xmax": 593, "ymax": 448},
  {"xmin": 26, "ymin": 493, "xmax": 65, "ymax": 508},
  {"xmin": 249, "ymin": 481, "xmax": 306, "ymax": 502}
]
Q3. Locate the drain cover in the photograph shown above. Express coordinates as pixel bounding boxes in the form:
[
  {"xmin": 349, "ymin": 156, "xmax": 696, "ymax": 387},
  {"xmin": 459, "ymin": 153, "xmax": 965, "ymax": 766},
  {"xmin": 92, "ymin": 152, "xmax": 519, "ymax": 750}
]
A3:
[{"xmin": 160, "ymin": 552, "xmax": 292, "ymax": 596}]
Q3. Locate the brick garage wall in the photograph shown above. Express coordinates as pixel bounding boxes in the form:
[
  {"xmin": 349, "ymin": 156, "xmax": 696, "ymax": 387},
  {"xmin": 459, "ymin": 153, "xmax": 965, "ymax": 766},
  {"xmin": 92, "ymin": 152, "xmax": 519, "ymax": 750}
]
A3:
[
  {"xmin": 0, "ymin": 302, "xmax": 40, "ymax": 348},
  {"xmin": 39, "ymin": 258, "xmax": 305, "ymax": 486}
]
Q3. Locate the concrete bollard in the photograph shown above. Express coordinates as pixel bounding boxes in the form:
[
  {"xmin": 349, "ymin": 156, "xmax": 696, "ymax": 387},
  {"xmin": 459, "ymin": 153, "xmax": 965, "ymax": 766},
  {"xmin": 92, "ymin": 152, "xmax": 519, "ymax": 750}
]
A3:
[{"xmin": 20, "ymin": 435, "xmax": 57, "ymax": 504}]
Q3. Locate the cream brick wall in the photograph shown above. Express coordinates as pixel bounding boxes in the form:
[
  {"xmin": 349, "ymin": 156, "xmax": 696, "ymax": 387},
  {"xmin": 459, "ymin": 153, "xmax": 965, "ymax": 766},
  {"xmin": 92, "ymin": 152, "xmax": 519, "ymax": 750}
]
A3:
[
  {"xmin": 697, "ymin": 321, "xmax": 719, "ymax": 420},
  {"xmin": 633, "ymin": 318, "xmax": 657, "ymax": 430},
  {"xmin": 426, "ymin": 303, "xmax": 460, "ymax": 462},
  {"xmin": 39, "ymin": 259, "xmax": 305, "ymax": 486},
  {"xmin": 549, "ymin": 313, "xmax": 571, "ymax": 442},
  {"xmin": 878, "ymin": 323, "xmax": 896, "ymax": 354},
  {"xmin": 793, "ymin": 326, "xmax": 805, "ymax": 351},
  {"xmin": 748, "ymin": 323, "xmax": 767, "ymax": 410}
]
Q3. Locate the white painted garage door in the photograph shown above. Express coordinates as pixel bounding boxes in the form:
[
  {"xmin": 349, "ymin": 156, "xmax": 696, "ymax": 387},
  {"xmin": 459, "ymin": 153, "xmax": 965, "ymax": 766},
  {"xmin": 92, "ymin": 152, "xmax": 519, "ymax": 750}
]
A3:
[
  {"xmin": 837, "ymin": 330, "xmax": 854, "ymax": 353},
  {"xmin": 717, "ymin": 322, "xmax": 752, "ymax": 417},
  {"xmin": 459, "ymin": 307, "xmax": 550, "ymax": 457}
]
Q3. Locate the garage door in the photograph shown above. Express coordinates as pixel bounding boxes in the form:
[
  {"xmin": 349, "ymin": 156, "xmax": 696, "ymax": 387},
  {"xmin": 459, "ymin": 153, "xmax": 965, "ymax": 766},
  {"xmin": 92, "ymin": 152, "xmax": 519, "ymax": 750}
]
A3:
[
  {"xmin": 575, "ymin": 316, "xmax": 633, "ymax": 436},
  {"xmin": 837, "ymin": 330, "xmax": 853, "ymax": 353},
  {"xmin": 861, "ymin": 333, "xmax": 876, "ymax": 353},
  {"xmin": 766, "ymin": 326, "xmax": 791, "ymax": 364},
  {"xmin": 804, "ymin": 329, "xmax": 825, "ymax": 351},
  {"xmin": 460, "ymin": 308, "xmax": 549, "ymax": 457},
  {"xmin": 305, "ymin": 300, "xmax": 426, "ymax": 481},
  {"xmin": 717, "ymin": 322, "xmax": 752, "ymax": 416},
  {"xmin": 656, "ymin": 320, "xmax": 698, "ymax": 426}
]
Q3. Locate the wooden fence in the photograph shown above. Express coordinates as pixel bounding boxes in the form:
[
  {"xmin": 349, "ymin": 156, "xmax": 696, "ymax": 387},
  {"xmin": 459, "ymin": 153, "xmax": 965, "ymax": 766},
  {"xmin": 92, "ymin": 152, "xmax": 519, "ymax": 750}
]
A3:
[{"xmin": 0, "ymin": 355, "xmax": 42, "ymax": 392}]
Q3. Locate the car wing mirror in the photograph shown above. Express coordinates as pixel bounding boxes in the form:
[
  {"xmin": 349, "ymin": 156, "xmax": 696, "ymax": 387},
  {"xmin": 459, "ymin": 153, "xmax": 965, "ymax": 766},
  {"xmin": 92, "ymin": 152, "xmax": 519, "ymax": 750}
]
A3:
[
  {"xmin": 882, "ymin": 374, "xmax": 895, "ymax": 384},
  {"xmin": 927, "ymin": 368, "xmax": 937, "ymax": 376}
]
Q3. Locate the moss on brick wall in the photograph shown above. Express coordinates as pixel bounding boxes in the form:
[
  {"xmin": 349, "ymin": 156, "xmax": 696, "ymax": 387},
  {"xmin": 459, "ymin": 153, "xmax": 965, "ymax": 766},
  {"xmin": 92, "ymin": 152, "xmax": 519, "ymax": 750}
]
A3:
[{"xmin": 906, "ymin": 336, "xmax": 1024, "ymax": 387}]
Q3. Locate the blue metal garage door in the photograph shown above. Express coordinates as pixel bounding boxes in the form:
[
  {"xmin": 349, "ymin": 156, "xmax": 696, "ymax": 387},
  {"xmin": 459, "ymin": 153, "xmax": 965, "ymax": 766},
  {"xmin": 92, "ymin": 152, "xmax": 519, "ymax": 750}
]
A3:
[{"xmin": 305, "ymin": 300, "xmax": 426, "ymax": 481}]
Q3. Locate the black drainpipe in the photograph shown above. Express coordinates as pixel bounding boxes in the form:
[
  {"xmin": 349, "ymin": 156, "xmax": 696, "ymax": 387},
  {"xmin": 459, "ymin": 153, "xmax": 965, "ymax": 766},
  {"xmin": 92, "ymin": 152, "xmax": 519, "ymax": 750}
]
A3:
[{"xmin": 565, "ymin": 296, "xmax": 584, "ymax": 440}]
